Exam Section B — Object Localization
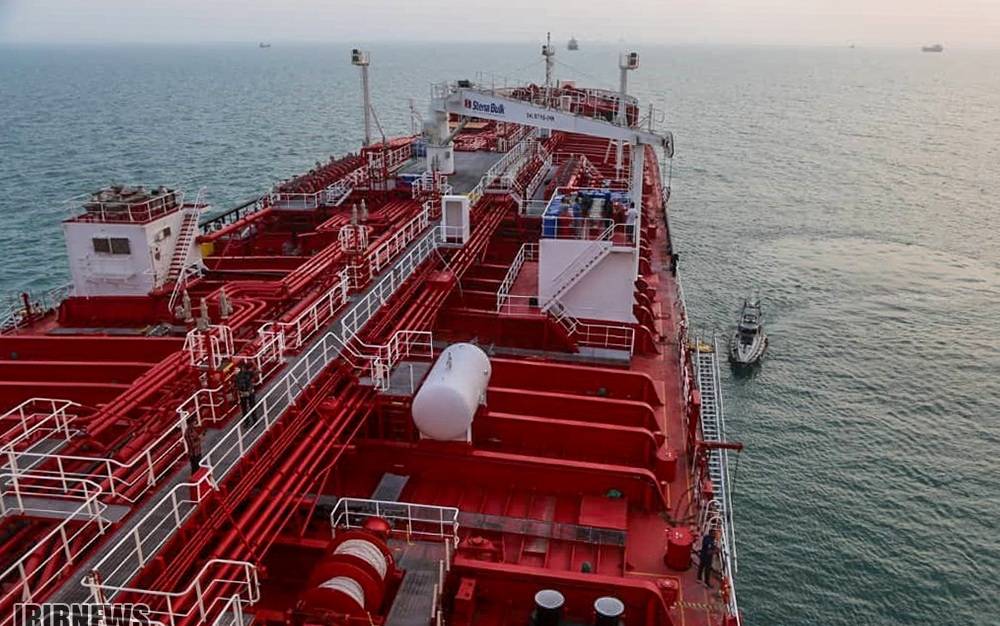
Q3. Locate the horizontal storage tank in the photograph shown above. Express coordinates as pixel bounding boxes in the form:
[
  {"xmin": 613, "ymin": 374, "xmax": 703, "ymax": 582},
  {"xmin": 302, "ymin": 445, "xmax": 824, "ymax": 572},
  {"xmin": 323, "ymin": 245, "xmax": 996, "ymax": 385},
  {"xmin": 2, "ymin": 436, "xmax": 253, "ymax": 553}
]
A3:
[{"xmin": 412, "ymin": 343, "xmax": 491, "ymax": 440}]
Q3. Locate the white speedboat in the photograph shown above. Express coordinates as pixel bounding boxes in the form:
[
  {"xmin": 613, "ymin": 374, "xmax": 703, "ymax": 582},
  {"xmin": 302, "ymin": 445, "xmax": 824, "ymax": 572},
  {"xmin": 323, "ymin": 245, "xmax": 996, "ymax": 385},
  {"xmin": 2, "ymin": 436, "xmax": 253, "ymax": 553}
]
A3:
[{"xmin": 730, "ymin": 298, "xmax": 767, "ymax": 365}]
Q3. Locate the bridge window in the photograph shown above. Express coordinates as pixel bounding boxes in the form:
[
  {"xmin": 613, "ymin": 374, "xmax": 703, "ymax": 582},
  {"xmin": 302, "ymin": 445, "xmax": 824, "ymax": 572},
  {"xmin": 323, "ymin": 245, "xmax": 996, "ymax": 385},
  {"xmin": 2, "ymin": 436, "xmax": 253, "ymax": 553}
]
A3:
[{"xmin": 93, "ymin": 237, "xmax": 132, "ymax": 255}]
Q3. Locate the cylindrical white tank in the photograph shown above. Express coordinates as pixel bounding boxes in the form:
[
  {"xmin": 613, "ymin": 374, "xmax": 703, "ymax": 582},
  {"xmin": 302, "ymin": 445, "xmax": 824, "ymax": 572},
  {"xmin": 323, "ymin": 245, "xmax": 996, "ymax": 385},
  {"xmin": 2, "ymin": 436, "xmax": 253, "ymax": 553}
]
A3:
[{"xmin": 412, "ymin": 343, "xmax": 491, "ymax": 440}]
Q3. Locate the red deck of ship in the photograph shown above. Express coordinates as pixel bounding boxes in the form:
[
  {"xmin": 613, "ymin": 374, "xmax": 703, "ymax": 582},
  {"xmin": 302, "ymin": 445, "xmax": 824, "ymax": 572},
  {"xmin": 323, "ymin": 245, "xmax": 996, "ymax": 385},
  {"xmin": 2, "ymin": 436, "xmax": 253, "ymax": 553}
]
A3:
[{"xmin": 0, "ymin": 90, "xmax": 737, "ymax": 626}]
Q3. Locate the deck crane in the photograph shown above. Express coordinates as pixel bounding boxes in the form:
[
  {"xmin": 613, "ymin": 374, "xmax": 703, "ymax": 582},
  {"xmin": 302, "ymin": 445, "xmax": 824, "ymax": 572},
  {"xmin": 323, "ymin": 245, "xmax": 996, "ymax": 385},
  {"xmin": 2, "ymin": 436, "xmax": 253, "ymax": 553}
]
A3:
[{"xmin": 424, "ymin": 74, "xmax": 674, "ymax": 214}]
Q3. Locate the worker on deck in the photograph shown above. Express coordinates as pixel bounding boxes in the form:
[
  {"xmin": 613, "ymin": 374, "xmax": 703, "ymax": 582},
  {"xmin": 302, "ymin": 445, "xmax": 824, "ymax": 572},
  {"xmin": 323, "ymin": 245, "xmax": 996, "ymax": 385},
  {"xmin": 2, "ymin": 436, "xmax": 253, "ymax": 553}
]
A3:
[
  {"xmin": 697, "ymin": 527, "xmax": 720, "ymax": 587},
  {"xmin": 235, "ymin": 360, "xmax": 258, "ymax": 426},
  {"xmin": 184, "ymin": 421, "xmax": 202, "ymax": 474}
]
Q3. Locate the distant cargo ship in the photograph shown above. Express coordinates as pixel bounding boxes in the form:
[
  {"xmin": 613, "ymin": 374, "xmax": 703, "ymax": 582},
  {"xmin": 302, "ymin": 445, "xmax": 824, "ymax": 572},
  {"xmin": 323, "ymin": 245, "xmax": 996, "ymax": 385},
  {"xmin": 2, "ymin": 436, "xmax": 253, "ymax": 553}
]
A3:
[
  {"xmin": 922, "ymin": 44, "xmax": 943, "ymax": 53},
  {"xmin": 259, "ymin": 42, "xmax": 271, "ymax": 48},
  {"xmin": 568, "ymin": 36, "xmax": 579, "ymax": 50}
]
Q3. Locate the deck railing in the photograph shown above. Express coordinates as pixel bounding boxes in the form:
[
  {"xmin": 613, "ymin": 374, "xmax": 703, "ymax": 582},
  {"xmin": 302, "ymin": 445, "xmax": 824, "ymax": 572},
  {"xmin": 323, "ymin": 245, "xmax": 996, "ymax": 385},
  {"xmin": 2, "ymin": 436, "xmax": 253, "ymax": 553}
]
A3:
[
  {"xmin": 411, "ymin": 171, "xmax": 452, "ymax": 198},
  {"xmin": 0, "ymin": 476, "xmax": 109, "ymax": 620},
  {"xmin": 368, "ymin": 205, "xmax": 431, "ymax": 275},
  {"xmin": 495, "ymin": 243, "xmax": 538, "ymax": 312},
  {"xmin": 183, "ymin": 324, "xmax": 235, "ymax": 370},
  {"xmin": 199, "ymin": 196, "xmax": 268, "ymax": 235},
  {"xmin": 523, "ymin": 148, "xmax": 552, "ymax": 201},
  {"xmin": 0, "ymin": 472, "xmax": 104, "ymax": 518},
  {"xmin": 85, "ymin": 227, "xmax": 443, "ymax": 619},
  {"xmin": 176, "ymin": 385, "xmax": 230, "ymax": 428},
  {"xmin": 331, "ymin": 330, "xmax": 434, "ymax": 391},
  {"xmin": 467, "ymin": 133, "xmax": 539, "ymax": 207},
  {"xmin": 86, "ymin": 555, "xmax": 259, "ymax": 626},
  {"xmin": 340, "ymin": 231, "xmax": 438, "ymax": 338},
  {"xmin": 202, "ymin": 232, "xmax": 438, "ymax": 484},
  {"xmin": 331, "ymin": 497, "xmax": 460, "ymax": 546},
  {"xmin": 519, "ymin": 199, "xmax": 550, "ymax": 217},
  {"xmin": 262, "ymin": 269, "xmax": 350, "ymax": 353},
  {"xmin": 211, "ymin": 593, "xmax": 253, "ymax": 626},
  {"xmin": 693, "ymin": 334, "xmax": 741, "ymax": 623},
  {"xmin": 364, "ymin": 140, "xmax": 414, "ymax": 177},
  {"xmin": 0, "ymin": 398, "xmax": 80, "ymax": 452},
  {"xmin": 540, "ymin": 216, "xmax": 637, "ymax": 247},
  {"xmin": 7, "ymin": 419, "xmax": 187, "ymax": 504},
  {"xmin": 0, "ymin": 283, "xmax": 72, "ymax": 332},
  {"xmin": 573, "ymin": 322, "xmax": 636, "ymax": 354},
  {"xmin": 67, "ymin": 189, "xmax": 185, "ymax": 224}
]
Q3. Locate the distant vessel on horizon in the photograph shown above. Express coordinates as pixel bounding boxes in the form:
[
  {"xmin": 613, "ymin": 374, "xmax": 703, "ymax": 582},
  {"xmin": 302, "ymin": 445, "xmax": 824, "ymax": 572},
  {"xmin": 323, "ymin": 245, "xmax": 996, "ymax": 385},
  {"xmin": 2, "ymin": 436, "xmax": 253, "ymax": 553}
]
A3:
[
  {"xmin": 921, "ymin": 44, "xmax": 943, "ymax": 53},
  {"xmin": 259, "ymin": 42, "xmax": 271, "ymax": 49},
  {"xmin": 568, "ymin": 36, "xmax": 579, "ymax": 50}
]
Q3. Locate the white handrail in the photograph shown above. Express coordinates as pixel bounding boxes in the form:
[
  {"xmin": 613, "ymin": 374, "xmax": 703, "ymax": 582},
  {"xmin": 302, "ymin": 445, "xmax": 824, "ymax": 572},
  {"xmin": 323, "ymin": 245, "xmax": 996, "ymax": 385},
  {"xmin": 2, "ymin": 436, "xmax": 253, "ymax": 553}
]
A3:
[
  {"xmin": 693, "ymin": 334, "xmax": 741, "ymax": 622},
  {"xmin": 65, "ymin": 188, "xmax": 186, "ymax": 224},
  {"xmin": 87, "ymin": 556, "xmax": 259, "ymax": 626},
  {"xmin": 9, "ymin": 418, "xmax": 187, "ymax": 504},
  {"xmin": 368, "ymin": 205, "xmax": 431, "ymax": 275},
  {"xmin": 201, "ymin": 232, "xmax": 439, "ymax": 484},
  {"xmin": 332, "ymin": 330, "xmax": 434, "ymax": 391},
  {"xmin": 262, "ymin": 269, "xmax": 350, "ymax": 353},
  {"xmin": 548, "ymin": 299, "xmax": 635, "ymax": 355},
  {"xmin": 331, "ymin": 497, "xmax": 460, "ymax": 547},
  {"xmin": 176, "ymin": 385, "xmax": 229, "ymax": 428},
  {"xmin": 167, "ymin": 200, "xmax": 206, "ymax": 312},
  {"xmin": 183, "ymin": 324, "xmax": 235, "ymax": 369},
  {"xmin": 340, "ymin": 231, "xmax": 438, "ymax": 338},
  {"xmin": 546, "ymin": 222, "xmax": 615, "ymax": 295},
  {"xmin": 90, "ymin": 233, "xmax": 442, "ymax": 614},
  {"xmin": 0, "ymin": 283, "xmax": 73, "ymax": 332},
  {"xmin": 495, "ymin": 243, "xmax": 537, "ymax": 312},
  {"xmin": 523, "ymin": 149, "xmax": 551, "ymax": 201},
  {"xmin": 0, "ymin": 475, "xmax": 108, "ymax": 620},
  {"xmin": 0, "ymin": 398, "xmax": 80, "ymax": 452},
  {"xmin": 467, "ymin": 133, "xmax": 539, "ymax": 207},
  {"xmin": 69, "ymin": 195, "xmax": 443, "ymax": 621}
]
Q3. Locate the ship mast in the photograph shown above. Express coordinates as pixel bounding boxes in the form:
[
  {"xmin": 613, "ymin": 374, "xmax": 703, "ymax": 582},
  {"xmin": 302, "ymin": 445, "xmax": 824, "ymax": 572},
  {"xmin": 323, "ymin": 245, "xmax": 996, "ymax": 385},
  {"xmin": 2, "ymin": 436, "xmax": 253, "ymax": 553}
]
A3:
[
  {"xmin": 542, "ymin": 32, "xmax": 555, "ymax": 98},
  {"xmin": 615, "ymin": 50, "xmax": 639, "ymax": 175},
  {"xmin": 351, "ymin": 49, "xmax": 372, "ymax": 147}
]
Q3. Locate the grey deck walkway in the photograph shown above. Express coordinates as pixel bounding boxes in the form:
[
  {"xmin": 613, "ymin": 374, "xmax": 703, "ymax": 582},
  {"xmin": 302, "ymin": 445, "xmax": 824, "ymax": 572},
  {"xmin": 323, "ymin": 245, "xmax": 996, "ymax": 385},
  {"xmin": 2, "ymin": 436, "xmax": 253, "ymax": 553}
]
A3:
[
  {"xmin": 0, "ymin": 496, "xmax": 130, "ymax": 523},
  {"xmin": 385, "ymin": 540, "xmax": 447, "ymax": 626},
  {"xmin": 399, "ymin": 151, "xmax": 505, "ymax": 195}
]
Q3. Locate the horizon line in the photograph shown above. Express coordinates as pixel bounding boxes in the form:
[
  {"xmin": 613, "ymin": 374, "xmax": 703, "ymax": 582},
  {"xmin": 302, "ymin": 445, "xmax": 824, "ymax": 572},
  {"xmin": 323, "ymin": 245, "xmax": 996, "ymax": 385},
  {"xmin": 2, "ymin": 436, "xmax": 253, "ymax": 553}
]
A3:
[{"xmin": 1, "ymin": 39, "xmax": 995, "ymax": 50}]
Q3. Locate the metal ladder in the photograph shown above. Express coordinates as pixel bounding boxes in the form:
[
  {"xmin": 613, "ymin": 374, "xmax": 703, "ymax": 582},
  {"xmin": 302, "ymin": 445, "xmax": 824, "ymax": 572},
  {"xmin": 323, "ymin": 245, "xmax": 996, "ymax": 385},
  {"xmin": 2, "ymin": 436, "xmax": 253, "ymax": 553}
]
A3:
[
  {"xmin": 693, "ymin": 333, "xmax": 738, "ymax": 572},
  {"xmin": 541, "ymin": 225, "xmax": 614, "ymax": 311},
  {"xmin": 164, "ymin": 205, "xmax": 202, "ymax": 284},
  {"xmin": 548, "ymin": 299, "xmax": 579, "ymax": 336},
  {"xmin": 694, "ymin": 335, "xmax": 725, "ymax": 498}
]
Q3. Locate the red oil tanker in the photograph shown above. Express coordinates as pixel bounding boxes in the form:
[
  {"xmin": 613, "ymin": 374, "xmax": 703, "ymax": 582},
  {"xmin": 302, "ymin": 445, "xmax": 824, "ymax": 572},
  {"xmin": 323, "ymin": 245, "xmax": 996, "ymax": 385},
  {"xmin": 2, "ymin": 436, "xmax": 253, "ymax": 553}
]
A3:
[{"xmin": 0, "ymin": 43, "xmax": 743, "ymax": 626}]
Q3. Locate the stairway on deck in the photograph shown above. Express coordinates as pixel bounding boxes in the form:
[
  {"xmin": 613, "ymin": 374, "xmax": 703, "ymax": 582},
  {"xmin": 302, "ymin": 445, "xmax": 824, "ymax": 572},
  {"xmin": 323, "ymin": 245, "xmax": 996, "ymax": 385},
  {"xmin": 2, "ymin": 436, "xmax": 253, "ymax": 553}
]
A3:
[{"xmin": 165, "ymin": 209, "xmax": 201, "ymax": 284}]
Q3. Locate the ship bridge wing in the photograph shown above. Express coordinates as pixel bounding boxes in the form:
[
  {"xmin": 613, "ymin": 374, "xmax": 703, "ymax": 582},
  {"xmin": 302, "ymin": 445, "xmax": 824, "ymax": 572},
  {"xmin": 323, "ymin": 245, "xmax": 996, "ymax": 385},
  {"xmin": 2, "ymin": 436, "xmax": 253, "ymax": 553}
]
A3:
[{"xmin": 441, "ymin": 87, "xmax": 674, "ymax": 156}]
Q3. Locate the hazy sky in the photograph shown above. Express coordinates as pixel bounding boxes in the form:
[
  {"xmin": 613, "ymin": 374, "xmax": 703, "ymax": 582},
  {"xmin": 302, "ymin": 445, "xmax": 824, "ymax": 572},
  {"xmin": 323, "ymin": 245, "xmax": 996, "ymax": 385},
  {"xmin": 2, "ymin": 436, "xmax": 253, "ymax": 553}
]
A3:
[{"xmin": 1, "ymin": 0, "xmax": 998, "ymax": 47}]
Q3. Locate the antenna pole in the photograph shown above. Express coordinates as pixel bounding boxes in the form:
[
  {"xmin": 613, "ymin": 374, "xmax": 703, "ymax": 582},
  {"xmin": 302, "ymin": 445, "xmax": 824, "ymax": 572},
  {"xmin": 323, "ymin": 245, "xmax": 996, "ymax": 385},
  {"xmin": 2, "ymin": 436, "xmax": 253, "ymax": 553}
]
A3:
[
  {"xmin": 351, "ymin": 49, "xmax": 372, "ymax": 147},
  {"xmin": 616, "ymin": 50, "xmax": 639, "ymax": 176},
  {"xmin": 542, "ymin": 32, "xmax": 555, "ymax": 103}
]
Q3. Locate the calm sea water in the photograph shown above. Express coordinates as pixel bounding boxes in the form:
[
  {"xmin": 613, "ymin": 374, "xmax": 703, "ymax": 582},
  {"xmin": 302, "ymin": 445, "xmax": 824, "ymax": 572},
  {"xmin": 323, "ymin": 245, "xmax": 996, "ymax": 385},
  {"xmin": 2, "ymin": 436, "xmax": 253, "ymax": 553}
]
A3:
[{"xmin": 1, "ymin": 43, "xmax": 998, "ymax": 625}]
